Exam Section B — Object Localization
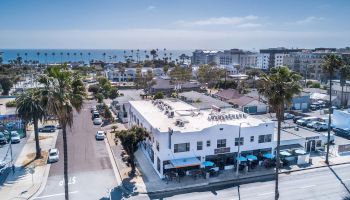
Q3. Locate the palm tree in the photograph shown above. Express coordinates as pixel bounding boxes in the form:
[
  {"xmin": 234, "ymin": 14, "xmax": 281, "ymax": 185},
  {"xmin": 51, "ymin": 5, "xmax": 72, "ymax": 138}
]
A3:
[
  {"xmin": 24, "ymin": 52, "xmax": 28, "ymax": 63},
  {"xmin": 37, "ymin": 52, "xmax": 40, "ymax": 64},
  {"xmin": 73, "ymin": 53, "xmax": 77, "ymax": 62},
  {"xmin": 66, "ymin": 52, "xmax": 70, "ymax": 62},
  {"xmin": 88, "ymin": 52, "xmax": 91, "ymax": 63},
  {"xmin": 150, "ymin": 49, "xmax": 157, "ymax": 60},
  {"xmin": 144, "ymin": 50, "xmax": 147, "ymax": 61},
  {"xmin": 16, "ymin": 89, "xmax": 45, "ymax": 159},
  {"xmin": 102, "ymin": 52, "xmax": 106, "ymax": 62},
  {"xmin": 258, "ymin": 66, "xmax": 302, "ymax": 200},
  {"xmin": 39, "ymin": 66, "xmax": 86, "ymax": 200},
  {"xmin": 323, "ymin": 54, "xmax": 342, "ymax": 164},
  {"xmin": 52, "ymin": 52, "xmax": 56, "ymax": 63},
  {"xmin": 60, "ymin": 52, "xmax": 64, "ymax": 64},
  {"xmin": 44, "ymin": 53, "xmax": 48, "ymax": 66},
  {"xmin": 79, "ymin": 52, "xmax": 83, "ymax": 63}
]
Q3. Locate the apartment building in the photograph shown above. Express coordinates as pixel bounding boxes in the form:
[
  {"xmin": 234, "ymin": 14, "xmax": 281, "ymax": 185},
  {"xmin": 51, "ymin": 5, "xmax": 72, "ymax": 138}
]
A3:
[
  {"xmin": 283, "ymin": 48, "xmax": 340, "ymax": 82},
  {"xmin": 191, "ymin": 50, "xmax": 218, "ymax": 65},
  {"xmin": 128, "ymin": 99, "xmax": 275, "ymax": 178},
  {"xmin": 260, "ymin": 47, "xmax": 303, "ymax": 70}
]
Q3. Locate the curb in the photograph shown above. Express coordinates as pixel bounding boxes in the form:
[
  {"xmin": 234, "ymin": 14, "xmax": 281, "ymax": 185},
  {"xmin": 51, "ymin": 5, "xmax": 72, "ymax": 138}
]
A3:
[
  {"xmin": 28, "ymin": 130, "xmax": 59, "ymax": 200},
  {"xmin": 105, "ymin": 130, "xmax": 126, "ymax": 190}
]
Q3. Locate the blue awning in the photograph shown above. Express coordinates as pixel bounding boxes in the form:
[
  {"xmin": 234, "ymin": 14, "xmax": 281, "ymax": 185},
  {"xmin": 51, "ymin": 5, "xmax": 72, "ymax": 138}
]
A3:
[
  {"xmin": 236, "ymin": 156, "xmax": 247, "ymax": 162},
  {"xmin": 170, "ymin": 157, "xmax": 201, "ymax": 168},
  {"xmin": 263, "ymin": 153, "xmax": 274, "ymax": 159},
  {"xmin": 202, "ymin": 161, "xmax": 215, "ymax": 167},
  {"xmin": 246, "ymin": 155, "xmax": 258, "ymax": 161}
]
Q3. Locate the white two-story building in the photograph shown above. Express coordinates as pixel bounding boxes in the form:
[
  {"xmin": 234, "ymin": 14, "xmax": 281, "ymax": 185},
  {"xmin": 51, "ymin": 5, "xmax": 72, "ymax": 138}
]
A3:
[{"xmin": 128, "ymin": 99, "xmax": 275, "ymax": 178}]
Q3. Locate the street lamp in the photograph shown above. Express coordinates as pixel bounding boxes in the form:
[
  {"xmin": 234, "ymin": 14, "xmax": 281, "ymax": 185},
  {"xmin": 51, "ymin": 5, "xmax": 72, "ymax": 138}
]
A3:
[{"xmin": 236, "ymin": 122, "xmax": 249, "ymax": 177}]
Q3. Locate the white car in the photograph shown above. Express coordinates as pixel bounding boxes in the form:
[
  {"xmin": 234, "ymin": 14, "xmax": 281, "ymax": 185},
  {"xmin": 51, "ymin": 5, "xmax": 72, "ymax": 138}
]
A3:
[
  {"xmin": 10, "ymin": 131, "xmax": 20, "ymax": 143},
  {"xmin": 315, "ymin": 122, "xmax": 328, "ymax": 131},
  {"xmin": 284, "ymin": 113, "xmax": 295, "ymax": 120},
  {"xmin": 48, "ymin": 148, "xmax": 59, "ymax": 163},
  {"xmin": 306, "ymin": 121, "xmax": 319, "ymax": 128},
  {"xmin": 93, "ymin": 118, "xmax": 103, "ymax": 125},
  {"xmin": 95, "ymin": 131, "xmax": 105, "ymax": 140}
]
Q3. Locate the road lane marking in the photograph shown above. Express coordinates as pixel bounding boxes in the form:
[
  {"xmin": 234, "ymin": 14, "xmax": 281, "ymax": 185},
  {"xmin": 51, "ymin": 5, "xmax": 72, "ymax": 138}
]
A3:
[
  {"xmin": 35, "ymin": 191, "xmax": 79, "ymax": 199},
  {"xmin": 298, "ymin": 185, "xmax": 316, "ymax": 189},
  {"xmin": 258, "ymin": 192, "xmax": 274, "ymax": 196},
  {"xmin": 58, "ymin": 176, "xmax": 77, "ymax": 186}
]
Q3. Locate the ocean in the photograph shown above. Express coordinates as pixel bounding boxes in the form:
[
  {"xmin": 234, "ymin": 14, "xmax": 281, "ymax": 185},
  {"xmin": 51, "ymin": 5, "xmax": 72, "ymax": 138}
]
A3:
[{"xmin": 0, "ymin": 49, "xmax": 192, "ymax": 64}]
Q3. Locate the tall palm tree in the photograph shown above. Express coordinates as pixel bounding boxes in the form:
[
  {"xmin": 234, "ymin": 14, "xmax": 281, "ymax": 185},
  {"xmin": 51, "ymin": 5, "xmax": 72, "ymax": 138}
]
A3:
[
  {"xmin": 16, "ymin": 89, "xmax": 45, "ymax": 159},
  {"xmin": 258, "ymin": 66, "xmax": 302, "ymax": 200},
  {"xmin": 52, "ymin": 52, "xmax": 56, "ymax": 63},
  {"xmin": 66, "ymin": 52, "xmax": 70, "ymax": 62},
  {"xmin": 88, "ymin": 52, "xmax": 91, "ymax": 63},
  {"xmin": 37, "ymin": 52, "xmax": 40, "ymax": 64},
  {"xmin": 323, "ymin": 54, "xmax": 342, "ymax": 164},
  {"xmin": 44, "ymin": 52, "xmax": 48, "ymax": 66},
  {"xmin": 60, "ymin": 52, "xmax": 64, "ymax": 64},
  {"xmin": 79, "ymin": 52, "xmax": 83, "ymax": 63},
  {"xmin": 39, "ymin": 66, "xmax": 86, "ymax": 200},
  {"xmin": 102, "ymin": 52, "xmax": 106, "ymax": 62},
  {"xmin": 73, "ymin": 53, "xmax": 77, "ymax": 62}
]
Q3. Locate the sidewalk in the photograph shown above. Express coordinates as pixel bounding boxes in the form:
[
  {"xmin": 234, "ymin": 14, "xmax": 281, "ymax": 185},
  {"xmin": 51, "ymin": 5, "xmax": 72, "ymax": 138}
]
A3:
[{"xmin": 0, "ymin": 128, "xmax": 58, "ymax": 200}]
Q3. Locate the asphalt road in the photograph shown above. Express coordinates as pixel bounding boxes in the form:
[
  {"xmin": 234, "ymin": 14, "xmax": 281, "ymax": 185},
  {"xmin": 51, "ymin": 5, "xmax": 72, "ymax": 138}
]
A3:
[
  {"xmin": 126, "ymin": 164, "xmax": 350, "ymax": 200},
  {"xmin": 0, "ymin": 135, "xmax": 27, "ymax": 185},
  {"xmin": 36, "ymin": 101, "xmax": 117, "ymax": 200}
]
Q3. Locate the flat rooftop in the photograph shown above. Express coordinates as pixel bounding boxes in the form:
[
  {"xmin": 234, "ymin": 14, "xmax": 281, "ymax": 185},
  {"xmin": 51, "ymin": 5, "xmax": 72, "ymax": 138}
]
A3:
[{"xmin": 130, "ymin": 99, "xmax": 272, "ymax": 133}]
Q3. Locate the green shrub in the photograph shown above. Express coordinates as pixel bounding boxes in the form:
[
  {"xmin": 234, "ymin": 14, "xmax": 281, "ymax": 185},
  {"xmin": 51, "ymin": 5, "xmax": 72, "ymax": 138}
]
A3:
[
  {"xmin": 154, "ymin": 92, "xmax": 164, "ymax": 100},
  {"xmin": 5, "ymin": 100, "xmax": 16, "ymax": 107}
]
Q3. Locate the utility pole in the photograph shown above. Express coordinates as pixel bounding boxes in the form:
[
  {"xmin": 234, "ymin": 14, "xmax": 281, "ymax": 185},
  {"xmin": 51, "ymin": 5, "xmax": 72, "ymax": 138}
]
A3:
[{"xmin": 236, "ymin": 122, "xmax": 248, "ymax": 177}]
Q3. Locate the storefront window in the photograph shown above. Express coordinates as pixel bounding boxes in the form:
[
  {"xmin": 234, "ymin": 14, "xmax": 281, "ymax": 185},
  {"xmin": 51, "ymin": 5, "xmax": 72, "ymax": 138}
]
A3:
[
  {"xmin": 258, "ymin": 134, "xmax": 272, "ymax": 143},
  {"xmin": 217, "ymin": 139, "xmax": 226, "ymax": 148},
  {"xmin": 250, "ymin": 136, "xmax": 254, "ymax": 142}
]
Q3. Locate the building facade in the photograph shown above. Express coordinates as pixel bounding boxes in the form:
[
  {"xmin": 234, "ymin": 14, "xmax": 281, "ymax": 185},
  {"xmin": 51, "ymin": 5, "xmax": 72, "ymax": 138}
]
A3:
[{"xmin": 128, "ymin": 99, "xmax": 275, "ymax": 178}]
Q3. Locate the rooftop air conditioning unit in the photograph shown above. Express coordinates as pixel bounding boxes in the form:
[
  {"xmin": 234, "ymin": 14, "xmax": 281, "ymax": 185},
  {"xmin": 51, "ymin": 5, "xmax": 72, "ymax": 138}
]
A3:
[
  {"xmin": 168, "ymin": 111, "xmax": 174, "ymax": 118},
  {"xmin": 179, "ymin": 121, "xmax": 184, "ymax": 127}
]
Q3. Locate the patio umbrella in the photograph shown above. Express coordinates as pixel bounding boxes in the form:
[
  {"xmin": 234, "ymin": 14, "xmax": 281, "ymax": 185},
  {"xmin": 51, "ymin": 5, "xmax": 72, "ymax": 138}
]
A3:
[
  {"xmin": 294, "ymin": 149, "xmax": 307, "ymax": 155},
  {"xmin": 236, "ymin": 156, "xmax": 248, "ymax": 162},
  {"xmin": 202, "ymin": 161, "xmax": 215, "ymax": 167},
  {"xmin": 263, "ymin": 153, "xmax": 275, "ymax": 159},
  {"xmin": 280, "ymin": 151, "xmax": 292, "ymax": 156},
  {"xmin": 246, "ymin": 155, "xmax": 258, "ymax": 161}
]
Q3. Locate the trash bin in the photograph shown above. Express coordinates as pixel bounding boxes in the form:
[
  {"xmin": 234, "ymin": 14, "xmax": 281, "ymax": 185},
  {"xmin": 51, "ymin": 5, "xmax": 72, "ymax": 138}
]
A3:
[
  {"xmin": 309, "ymin": 158, "xmax": 312, "ymax": 164},
  {"xmin": 206, "ymin": 172, "xmax": 210, "ymax": 179}
]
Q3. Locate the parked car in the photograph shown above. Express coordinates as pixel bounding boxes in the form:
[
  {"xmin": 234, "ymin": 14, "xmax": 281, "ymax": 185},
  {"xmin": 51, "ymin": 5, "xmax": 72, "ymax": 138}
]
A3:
[
  {"xmin": 293, "ymin": 116, "xmax": 303, "ymax": 123},
  {"xmin": 92, "ymin": 111, "xmax": 100, "ymax": 120},
  {"xmin": 39, "ymin": 125, "xmax": 56, "ymax": 132},
  {"xmin": 10, "ymin": 131, "xmax": 20, "ymax": 143},
  {"xmin": 284, "ymin": 113, "xmax": 295, "ymax": 120},
  {"xmin": 93, "ymin": 118, "xmax": 103, "ymax": 125},
  {"xmin": 306, "ymin": 121, "xmax": 319, "ymax": 128},
  {"xmin": 56, "ymin": 124, "xmax": 62, "ymax": 129},
  {"xmin": 296, "ymin": 117, "xmax": 319, "ymax": 126},
  {"xmin": 0, "ymin": 132, "xmax": 7, "ymax": 145},
  {"xmin": 333, "ymin": 128, "xmax": 350, "ymax": 139},
  {"xmin": 48, "ymin": 148, "xmax": 59, "ymax": 163},
  {"xmin": 95, "ymin": 131, "xmax": 105, "ymax": 140},
  {"xmin": 310, "ymin": 104, "xmax": 321, "ymax": 111},
  {"xmin": 315, "ymin": 122, "xmax": 328, "ymax": 131}
]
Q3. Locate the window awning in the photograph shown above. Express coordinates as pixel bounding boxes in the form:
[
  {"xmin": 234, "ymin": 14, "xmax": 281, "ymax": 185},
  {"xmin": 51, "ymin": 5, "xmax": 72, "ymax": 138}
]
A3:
[
  {"xmin": 170, "ymin": 157, "xmax": 201, "ymax": 168},
  {"xmin": 279, "ymin": 144, "xmax": 303, "ymax": 151}
]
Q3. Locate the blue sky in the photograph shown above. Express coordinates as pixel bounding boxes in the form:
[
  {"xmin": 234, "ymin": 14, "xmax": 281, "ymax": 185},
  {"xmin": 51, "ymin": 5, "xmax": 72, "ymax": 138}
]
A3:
[{"xmin": 1, "ymin": 0, "xmax": 350, "ymax": 50}]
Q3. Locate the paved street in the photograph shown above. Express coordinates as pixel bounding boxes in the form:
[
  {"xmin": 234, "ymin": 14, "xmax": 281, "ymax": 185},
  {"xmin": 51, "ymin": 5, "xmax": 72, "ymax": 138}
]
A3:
[
  {"xmin": 0, "ymin": 135, "xmax": 28, "ymax": 185},
  {"xmin": 125, "ymin": 164, "xmax": 350, "ymax": 200},
  {"xmin": 36, "ymin": 101, "xmax": 117, "ymax": 200}
]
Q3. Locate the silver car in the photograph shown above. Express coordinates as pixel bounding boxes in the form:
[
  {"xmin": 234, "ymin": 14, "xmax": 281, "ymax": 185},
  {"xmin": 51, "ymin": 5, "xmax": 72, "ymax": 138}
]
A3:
[
  {"xmin": 48, "ymin": 148, "xmax": 59, "ymax": 163},
  {"xmin": 93, "ymin": 118, "xmax": 103, "ymax": 125},
  {"xmin": 10, "ymin": 131, "xmax": 20, "ymax": 144}
]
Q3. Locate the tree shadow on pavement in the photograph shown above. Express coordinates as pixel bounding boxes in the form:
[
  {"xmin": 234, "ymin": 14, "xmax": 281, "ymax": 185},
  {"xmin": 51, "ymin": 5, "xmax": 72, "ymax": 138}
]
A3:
[
  {"xmin": 328, "ymin": 166, "xmax": 350, "ymax": 195},
  {"xmin": 0, "ymin": 165, "xmax": 27, "ymax": 187},
  {"xmin": 106, "ymin": 177, "xmax": 139, "ymax": 200}
]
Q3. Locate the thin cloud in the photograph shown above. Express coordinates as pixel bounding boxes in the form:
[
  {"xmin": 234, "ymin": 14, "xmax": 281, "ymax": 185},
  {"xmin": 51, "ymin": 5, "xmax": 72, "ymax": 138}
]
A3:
[
  {"xmin": 176, "ymin": 15, "xmax": 259, "ymax": 26},
  {"xmin": 288, "ymin": 16, "xmax": 325, "ymax": 25},
  {"xmin": 237, "ymin": 23, "xmax": 263, "ymax": 28},
  {"xmin": 146, "ymin": 5, "xmax": 155, "ymax": 11}
]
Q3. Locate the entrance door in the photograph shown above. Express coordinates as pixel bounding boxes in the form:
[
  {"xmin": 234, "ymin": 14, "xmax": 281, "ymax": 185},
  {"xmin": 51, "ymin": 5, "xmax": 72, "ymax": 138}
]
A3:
[{"xmin": 306, "ymin": 140, "xmax": 316, "ymax": 152}]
